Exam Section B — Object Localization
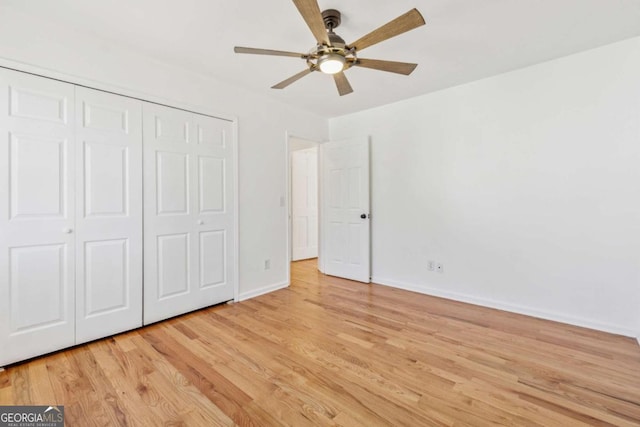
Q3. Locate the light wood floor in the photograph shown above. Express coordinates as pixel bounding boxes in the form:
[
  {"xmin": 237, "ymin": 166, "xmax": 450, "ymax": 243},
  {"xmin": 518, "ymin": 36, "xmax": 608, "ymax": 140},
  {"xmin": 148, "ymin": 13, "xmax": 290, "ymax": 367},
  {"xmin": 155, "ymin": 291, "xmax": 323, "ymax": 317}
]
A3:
[{"xmin": 1, "ymin": 259, "xmax": 639, "ymax": 426}]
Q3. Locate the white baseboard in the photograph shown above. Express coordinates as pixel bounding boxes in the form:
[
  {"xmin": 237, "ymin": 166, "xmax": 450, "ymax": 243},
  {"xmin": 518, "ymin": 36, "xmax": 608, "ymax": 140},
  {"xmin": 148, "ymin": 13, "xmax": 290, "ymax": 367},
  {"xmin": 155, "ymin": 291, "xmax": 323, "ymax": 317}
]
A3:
[
  {"xmin": 371, "ymin": 276, "xmax": 637, "ymax": 338},
  {"xmin": 238, "ymin": 281, "xmax": 289, "ymax": 302}
]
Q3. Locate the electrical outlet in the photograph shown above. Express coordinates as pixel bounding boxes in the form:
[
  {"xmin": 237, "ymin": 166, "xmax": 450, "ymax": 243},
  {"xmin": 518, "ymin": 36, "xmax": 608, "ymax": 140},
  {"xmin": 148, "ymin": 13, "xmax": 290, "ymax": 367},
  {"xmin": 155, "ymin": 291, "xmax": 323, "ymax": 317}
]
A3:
[
  {"xmin": 264, "ymin": 259, "xmax": 271, "ymax": 270},
  {"xmin": 436, "ymin": 263, "xmax": 443, "ymax": 273},
  {"xmin": 427, "ymin": 261, "xmax": 435, "ymax": 271}
]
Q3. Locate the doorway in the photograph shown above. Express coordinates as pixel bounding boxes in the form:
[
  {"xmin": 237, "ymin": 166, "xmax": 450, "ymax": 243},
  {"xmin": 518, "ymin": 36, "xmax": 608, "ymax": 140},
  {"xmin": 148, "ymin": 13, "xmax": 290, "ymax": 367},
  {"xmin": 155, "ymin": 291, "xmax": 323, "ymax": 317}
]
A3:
[
  {"xmin": 286, "ymin": 134, "xmax": 371, "ymax": 286},
  {"xmin": 288, "ymin": 136, "xmax": 320, "ymax": 276}
]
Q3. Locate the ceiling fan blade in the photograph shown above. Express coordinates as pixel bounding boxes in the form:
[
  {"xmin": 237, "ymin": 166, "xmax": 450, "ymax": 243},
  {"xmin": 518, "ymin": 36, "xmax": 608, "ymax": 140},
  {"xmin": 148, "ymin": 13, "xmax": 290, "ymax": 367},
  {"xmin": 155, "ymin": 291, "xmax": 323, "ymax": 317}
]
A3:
[
  {"xmin": 292, "ymin": 0, "xmax": 331, "ymax": 46},
  {"xmin": 234, "ymin": 46, "xmax": 306, "ymax": 58},
  {"xmin": 354, "ymin": 58, "xmax": 418, "ymax": 75},
  {"xmin": 348, "ymin": 8, "xmax": 425, "ymax": 52},
  {"xmin": 272, "ymin": 68, "xmax": 314, "ymax": 89},
  {"xmin": 333, "ymin": 72, "xmax": 354, "ymax": 96}
]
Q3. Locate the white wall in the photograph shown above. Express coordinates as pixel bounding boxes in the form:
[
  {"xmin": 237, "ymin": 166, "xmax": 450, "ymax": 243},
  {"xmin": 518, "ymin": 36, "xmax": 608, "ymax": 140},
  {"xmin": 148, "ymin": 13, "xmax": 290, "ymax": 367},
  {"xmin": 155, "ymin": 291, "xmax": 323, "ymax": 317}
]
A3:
[
  {"xmin": 0, "ymin": 7, "xmax": 328, "ymax": 299},
  {"xmin": 331, "ymin": 37, "xmax": 640, "ymax": 337}
]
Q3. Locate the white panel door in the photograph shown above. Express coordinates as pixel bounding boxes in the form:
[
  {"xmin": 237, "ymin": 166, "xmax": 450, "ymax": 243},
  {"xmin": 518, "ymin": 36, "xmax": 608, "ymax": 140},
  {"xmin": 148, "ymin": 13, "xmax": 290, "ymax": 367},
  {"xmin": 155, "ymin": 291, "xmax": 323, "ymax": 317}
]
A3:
[
  {"xmin": 291, "ymin": 147, "xmax": 318, "ymax": 261},
  {"xmin": 0, "ymin": 68, "xmax": 76, "ymax": 365},
  {"xmin": 143, "ymin": 103, "xmax": 235, "ymax": 324},
  {"xmin": 321, "ymin": 137, "xmax": 370, "ymax": 283},
  {"xmin": 74, "ymin": 87, "xmax": 143, "ymax": 343}
]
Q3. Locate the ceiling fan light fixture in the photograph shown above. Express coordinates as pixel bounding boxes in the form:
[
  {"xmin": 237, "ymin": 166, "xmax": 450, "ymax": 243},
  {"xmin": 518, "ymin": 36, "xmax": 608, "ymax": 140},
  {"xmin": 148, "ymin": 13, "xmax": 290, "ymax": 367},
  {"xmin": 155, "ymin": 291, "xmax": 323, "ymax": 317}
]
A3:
[
  {"xmin": 318, "ymin": 53, "xmax": 346, "ymax": 74},
  {"xmin": 233, "ymin": 3, "xmax": 426, "ymax": 95}
]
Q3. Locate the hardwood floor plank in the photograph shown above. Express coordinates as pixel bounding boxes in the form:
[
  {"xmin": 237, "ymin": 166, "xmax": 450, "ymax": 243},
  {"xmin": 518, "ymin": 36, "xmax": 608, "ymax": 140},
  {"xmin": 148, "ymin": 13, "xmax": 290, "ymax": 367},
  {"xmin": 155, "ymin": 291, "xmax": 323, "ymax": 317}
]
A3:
[
  {"xmin": 127, "ymin": 334, "xmax": 235, "ymax": 426},
  {"xmin": 27, "ymin": 359, "xmax": 56, "ymax": 405},
  {"xmin": 0, "ymin": 368, "xmax": 10, "ymax": 389},
  {"xmin": 10, "ymin": 365, "xmax": 31, "ymax": 404},
  {"xmin": 45, "ymin": 352, "xmax": 95, "ymax": 425},
  {"xmin": 70, "ymin": 346, "xmax": 147, "ymax": 426},
  {"xmin": 89, "ymin": 346, "xmax": 170, "ymax": 426},
  {"xmin": 0, "ymin": 385, "xmax": 11, "ymax": 406},
  {"xmin": 140, "ymin": 326, "xmax": 257, "ymax": 426}
]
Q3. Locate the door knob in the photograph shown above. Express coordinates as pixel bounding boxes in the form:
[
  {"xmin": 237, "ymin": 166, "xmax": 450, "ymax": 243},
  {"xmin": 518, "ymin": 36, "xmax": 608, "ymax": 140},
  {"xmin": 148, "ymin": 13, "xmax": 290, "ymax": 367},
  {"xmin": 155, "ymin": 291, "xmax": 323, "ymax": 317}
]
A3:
[
  {"xmin": 360, "ymin": 214, "xmax": 367, "ymax": 219},
  {"xmin": 62, "ymin": 228, "xmax": 73, "ymax": 234}
]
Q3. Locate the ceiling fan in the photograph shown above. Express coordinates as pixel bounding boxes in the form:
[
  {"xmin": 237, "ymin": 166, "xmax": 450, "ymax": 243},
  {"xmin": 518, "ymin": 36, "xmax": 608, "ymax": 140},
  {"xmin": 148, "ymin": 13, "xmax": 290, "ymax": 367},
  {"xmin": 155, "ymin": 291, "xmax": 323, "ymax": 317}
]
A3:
[{"xmin": 234, "ymin": 0, "xmax": 426, "ymax": 96}]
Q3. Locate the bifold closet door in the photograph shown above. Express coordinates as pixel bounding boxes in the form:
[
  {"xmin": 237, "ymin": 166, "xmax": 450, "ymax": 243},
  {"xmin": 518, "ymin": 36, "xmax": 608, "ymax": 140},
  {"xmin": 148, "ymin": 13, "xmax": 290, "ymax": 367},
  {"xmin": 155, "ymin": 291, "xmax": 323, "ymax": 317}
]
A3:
[
  {"xmin": 74, "ymin": 87, "xmax": 143, "ymax": 344},
  {"xmin": 143, "ymin": 103, "xmax": 235, "ymax": 324},
  {"xmin": 0, "ymin": 68, "xmax": 76, "ymax": 365}
]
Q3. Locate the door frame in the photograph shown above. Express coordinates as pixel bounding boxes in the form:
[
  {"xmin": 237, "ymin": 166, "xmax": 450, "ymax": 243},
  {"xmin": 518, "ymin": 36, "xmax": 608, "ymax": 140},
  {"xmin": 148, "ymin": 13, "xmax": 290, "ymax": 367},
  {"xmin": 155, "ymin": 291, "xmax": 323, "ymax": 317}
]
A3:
[
  {"xmin": 0, "ymin": 58, "xmax": 241, "ymax": 303},
  {"xmin": 285, "ymin": 133, "xmax": 323, "ymax": 285}
]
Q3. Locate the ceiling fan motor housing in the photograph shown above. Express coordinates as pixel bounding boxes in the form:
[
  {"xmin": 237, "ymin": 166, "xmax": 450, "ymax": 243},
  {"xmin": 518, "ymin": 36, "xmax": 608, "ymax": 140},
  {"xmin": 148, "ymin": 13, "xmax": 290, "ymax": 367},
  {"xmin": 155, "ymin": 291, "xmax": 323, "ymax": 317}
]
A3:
[
  {"xmin": 321, "ymin": 9, "xmax": 341, "ymax": 30},
  {"xmin": 328, "ymin": 32, "xmax": 346, "ymax": 48},
  {"xmin": 322, "ymin": 9, "xmax": 346, "ymax": 48}
]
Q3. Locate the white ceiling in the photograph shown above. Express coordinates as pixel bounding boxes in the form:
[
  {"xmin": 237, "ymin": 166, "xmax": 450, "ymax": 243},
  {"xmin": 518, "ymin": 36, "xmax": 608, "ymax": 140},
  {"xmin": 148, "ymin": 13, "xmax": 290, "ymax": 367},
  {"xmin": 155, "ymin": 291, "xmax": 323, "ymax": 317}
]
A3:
[{"xmin": 5, "ymin": 0, "xmax": 640, "ymax": 117}]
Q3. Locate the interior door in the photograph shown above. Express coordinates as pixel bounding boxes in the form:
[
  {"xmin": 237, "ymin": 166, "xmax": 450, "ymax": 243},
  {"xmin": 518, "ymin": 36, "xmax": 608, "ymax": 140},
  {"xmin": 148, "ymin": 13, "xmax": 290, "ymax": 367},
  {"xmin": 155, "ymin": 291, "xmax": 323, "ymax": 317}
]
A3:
[
  {"xmin": 291, "ymin": 147, "xmax": 318, "ymax": 261},
  {"xmin": 0, "ymin": 68, "xmax": 76, "ymax": 365},
  {"xmin": 143, "ymin": 103, "xmax": 235, "ymax": 325},
  {"xmin": 321, "ymin": 137, "xmax": 370, "ymax": 283},
  {"xmin": 74, "ymin": 87, "xmax": 143, "ymax": 343}
]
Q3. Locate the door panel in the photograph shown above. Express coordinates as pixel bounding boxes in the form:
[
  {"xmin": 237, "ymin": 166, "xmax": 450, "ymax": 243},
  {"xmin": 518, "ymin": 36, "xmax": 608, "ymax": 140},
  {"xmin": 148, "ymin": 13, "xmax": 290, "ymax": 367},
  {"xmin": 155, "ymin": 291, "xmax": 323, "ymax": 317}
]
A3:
[
  {"xmin": 328, "ymin": 222, "xmax": 346, "ymax": 261},
  {"xmin": 83, "ymin": 141, "xmax": 128, "ymax": 216},
  {"xmin": 348, "ymin": 168, "xmax": 362, "ymax": 207},
  {"xmin": 82, "ymin": 100, "xmax": 129, "ymax": 133},
  {"xmin": 157, "ymin": 233, "xmax": 190, "ymax": 298},
  {"xmin": 156, "ymin": 150, "xmax": 190, "ymax": 215},
  {"xmin": 10, "ymin": 244, "xmax": 67, "ymax": 331},
  {"xmin": 199, "ymin": 156, "xmax": 225, "ymax": 213},
  {"xmin": 321, "ymin": 137, "xmax": 370, "ymax": 282},
  {"xmin": 329, "ymin": 169, "xmax": 343, "ymax": 207},
  {"xmin": 192, "ymin": 112, "xmax": 234, "ymax": 308},
  {"xmin": 200, "ymin": 230, "xmax": 226, "ymax": 288},
  {"xmin": 9, "ymin": 86, "xmax": 67, "ymax": 123},
  {"xmin": 196, "ymin": 117, "xmax": 227, "ymax": 149},
  {"xmin": 144, "ymin": 103, "xmax": 235, "ymax": 324},
  {"xmin": 10, "ymin": 134, "xmax": 66, "ymax": 219},
  {"xmin": 75, "ymin": 87, "xmax": 143, "ymax": 344},
  {"xmin": 83, "ymin": 239, "xmax": 128, "ymax": 316},
  {"xmin": 152, "ymin": 108, "xmax": 191, "ymax": 144},
  {"xmin": 0, "ymin": 68, "xmax": 76, "ymax": 366}
]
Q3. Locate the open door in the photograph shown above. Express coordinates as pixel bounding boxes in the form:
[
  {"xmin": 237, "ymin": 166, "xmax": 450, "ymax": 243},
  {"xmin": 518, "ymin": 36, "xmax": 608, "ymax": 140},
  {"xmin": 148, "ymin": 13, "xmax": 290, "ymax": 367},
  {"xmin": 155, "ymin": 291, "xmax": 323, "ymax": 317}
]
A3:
[{"xmin": 321, "ymin": 137, "xmax": 370, "ymax": 283}]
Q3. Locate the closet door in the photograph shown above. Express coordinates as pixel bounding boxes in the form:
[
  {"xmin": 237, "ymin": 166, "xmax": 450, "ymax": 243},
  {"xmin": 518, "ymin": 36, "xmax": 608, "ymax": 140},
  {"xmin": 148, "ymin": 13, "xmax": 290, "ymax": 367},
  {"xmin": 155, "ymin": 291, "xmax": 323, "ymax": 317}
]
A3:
[
  {"xmin": 143, "ymin": 103, "xmax": 235, "ymax": 324},
  {"xmin": 74, "ymin": 87, "xmax": 143, "ymax": 343},
  {"xmin": 0, "ymin": 68, "xmax": 76, "ymax": 365}
]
